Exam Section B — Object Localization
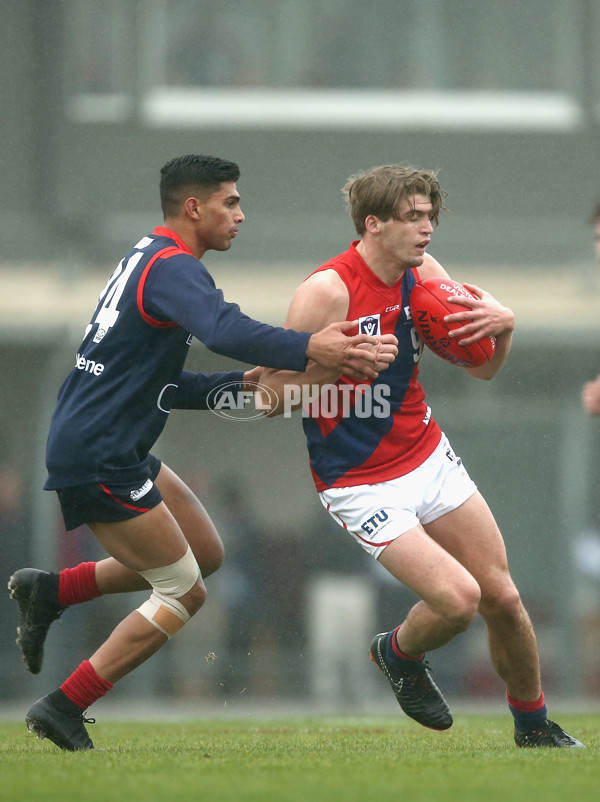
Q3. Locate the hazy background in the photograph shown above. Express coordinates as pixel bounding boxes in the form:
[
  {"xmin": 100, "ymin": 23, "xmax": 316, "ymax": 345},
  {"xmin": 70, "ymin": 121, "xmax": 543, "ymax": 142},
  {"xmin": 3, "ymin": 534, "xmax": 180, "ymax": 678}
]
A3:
[{"xmin": 1, "ymin": 0, "xmax": 600, "ymax": 717}]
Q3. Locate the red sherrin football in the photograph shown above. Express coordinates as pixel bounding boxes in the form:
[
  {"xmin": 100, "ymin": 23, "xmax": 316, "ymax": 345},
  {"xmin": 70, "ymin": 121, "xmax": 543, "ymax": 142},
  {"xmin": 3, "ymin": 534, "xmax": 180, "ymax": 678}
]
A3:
[{"xmin": 409, "ymin": 277, "xmax": 496, "ymax": 367}]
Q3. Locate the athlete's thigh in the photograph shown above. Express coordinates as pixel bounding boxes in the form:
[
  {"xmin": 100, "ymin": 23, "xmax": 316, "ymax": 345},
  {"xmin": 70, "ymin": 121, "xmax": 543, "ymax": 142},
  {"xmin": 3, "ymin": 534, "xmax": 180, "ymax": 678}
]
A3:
[
  {"xmin": 90, "ymin": 501, "xmax": 189, "ymax": 572},
  {"xmin": 423, "ymin": 490, "xmax": 511, "ymax": 593},
  {"xmin": 378, "ymin": 524, "xmax": 478, "ymax": 608},
  {"xmin": 154, "ymin": 462, "xmax": 224, "ymax": 576}
]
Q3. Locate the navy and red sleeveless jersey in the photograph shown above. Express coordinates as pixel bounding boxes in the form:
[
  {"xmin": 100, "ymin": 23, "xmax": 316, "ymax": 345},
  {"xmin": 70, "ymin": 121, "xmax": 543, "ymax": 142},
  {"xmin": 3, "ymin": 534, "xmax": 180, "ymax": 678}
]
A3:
[
  {"xmin": 45, "ymin": 226, "xmax": 310, "ymax": 489},
  {"xmin": 303, "ymin": 241, "xmax": 442, "ymax": 490}
]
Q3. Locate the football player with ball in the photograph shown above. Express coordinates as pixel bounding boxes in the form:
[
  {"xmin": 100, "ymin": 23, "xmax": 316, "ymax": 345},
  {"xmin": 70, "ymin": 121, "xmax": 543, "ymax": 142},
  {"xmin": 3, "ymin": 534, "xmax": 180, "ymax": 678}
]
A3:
[{"xmin": 260, "ymin": 163, "xmax": 583, "ymax": 748}]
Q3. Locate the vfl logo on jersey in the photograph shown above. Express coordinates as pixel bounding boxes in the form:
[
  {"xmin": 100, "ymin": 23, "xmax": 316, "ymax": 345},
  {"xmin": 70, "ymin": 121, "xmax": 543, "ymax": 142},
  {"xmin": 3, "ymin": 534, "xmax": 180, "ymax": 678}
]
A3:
[{"xmin": 358, "ymin": 314, "xmax": 381, "ymax": 336}]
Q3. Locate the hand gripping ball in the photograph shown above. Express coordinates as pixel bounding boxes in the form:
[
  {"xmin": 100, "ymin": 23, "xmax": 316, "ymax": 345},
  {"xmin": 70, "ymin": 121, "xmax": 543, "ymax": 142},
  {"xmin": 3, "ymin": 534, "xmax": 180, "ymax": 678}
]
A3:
[{"xmin": 409, "ymin": 277, "xmax": 496, "ymax": 367}]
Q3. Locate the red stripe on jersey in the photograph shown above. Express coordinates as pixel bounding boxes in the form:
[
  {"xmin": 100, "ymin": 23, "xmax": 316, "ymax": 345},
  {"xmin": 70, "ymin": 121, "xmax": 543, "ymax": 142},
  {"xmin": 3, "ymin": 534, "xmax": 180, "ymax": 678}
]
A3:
[
  {"xmin": 137, "ymin": 246, "xmax": 183, "ymax": 328},
  {"xmin": 308, "ymin": 377, "xmax": 359, "ymax": 438},
  {"xmin": 99, "ymin": 483, "xmax": 151, "ymax": 513}
]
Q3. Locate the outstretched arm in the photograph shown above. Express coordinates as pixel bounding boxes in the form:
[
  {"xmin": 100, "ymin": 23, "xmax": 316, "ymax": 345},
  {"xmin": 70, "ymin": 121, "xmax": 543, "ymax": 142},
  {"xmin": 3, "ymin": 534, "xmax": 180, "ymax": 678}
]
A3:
[
  {"xmin": 145, "ymin": 252, "xmax": 390, "ymax": 380},
  {"xmin": 258, "ymin": 270, "xmax": 397, "ymax": 416}
]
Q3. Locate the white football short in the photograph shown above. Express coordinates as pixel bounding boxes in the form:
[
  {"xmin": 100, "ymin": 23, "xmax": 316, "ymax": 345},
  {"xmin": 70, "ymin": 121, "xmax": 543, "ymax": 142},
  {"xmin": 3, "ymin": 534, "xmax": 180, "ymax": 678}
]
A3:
[{"xmin": 319, "ymin": 433, "xmax": 477, "ymax": 559}]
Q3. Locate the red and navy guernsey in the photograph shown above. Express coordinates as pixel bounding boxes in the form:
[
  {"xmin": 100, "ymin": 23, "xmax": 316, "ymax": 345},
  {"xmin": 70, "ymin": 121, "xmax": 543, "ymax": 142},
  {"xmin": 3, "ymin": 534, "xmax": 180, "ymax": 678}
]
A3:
[{"xmin": 303, "ymin": 241, "xmax": 442, "ymax": 491}]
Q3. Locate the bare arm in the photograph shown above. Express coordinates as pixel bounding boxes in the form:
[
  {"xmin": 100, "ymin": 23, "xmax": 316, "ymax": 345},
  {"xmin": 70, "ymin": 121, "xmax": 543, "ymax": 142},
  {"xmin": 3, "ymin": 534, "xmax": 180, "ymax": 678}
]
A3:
[
  {"xmin": 259, "ymin": 270, "xmax": 397, "ymax": 416},
  {"xmin": 582, "ymin": 374, "xmax": 600, "ymax": 416}
]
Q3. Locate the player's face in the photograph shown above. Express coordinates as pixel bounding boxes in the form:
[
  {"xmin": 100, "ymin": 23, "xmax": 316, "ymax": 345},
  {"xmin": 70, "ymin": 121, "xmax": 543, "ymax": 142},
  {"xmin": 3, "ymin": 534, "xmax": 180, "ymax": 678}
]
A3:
[
  {"xmin": 377, "ymin": 194, "xmax": 434, "ymax": 269},
  {"xmin": 195, "ymin": 182, "xmax": 245, "ymax": 253}
]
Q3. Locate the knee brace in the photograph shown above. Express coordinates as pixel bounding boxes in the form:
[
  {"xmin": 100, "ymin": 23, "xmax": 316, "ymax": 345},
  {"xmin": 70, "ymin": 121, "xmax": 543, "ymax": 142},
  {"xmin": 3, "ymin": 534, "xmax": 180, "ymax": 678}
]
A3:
[{"xmin": 136, "ymin": 545, "xmax": 200, "ymax": 638}]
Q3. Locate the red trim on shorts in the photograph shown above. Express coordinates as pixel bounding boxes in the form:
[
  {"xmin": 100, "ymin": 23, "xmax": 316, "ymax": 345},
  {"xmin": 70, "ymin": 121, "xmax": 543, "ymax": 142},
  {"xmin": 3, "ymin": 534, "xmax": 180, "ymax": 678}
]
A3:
[
  {"xmin": 326, "ymin": 503, "xmax": 348, "ymax": 530},
  {"xmin": 352, "ymin": 529, "xmax": 396, "ymax": 549},
  {"xmin": 99, "ymin": 483, "xmax": 151, "ymax": 513}
]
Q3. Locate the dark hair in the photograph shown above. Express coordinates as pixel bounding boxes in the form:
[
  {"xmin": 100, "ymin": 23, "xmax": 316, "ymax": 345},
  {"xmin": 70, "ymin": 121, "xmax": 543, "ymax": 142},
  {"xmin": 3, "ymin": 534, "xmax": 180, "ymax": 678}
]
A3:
[
  {"xmin": 590, "ymin": 199, "xmax": 600, "ymax": 225},
  {"xmin": 342, "ymin": 164, "xmax": 448, "ymax": 235},
  {"xmin": 159, "ymin": 154, "xmax": 241, "ymax": 218}
]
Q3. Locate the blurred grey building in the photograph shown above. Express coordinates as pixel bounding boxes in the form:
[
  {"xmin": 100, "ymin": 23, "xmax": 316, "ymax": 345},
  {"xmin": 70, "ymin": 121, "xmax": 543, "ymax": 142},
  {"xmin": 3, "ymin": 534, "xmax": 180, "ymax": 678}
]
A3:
[
  {"xmin": 3, "ymin": 0, "xmax": 600, "ymax": 266},
  {"xmin": 1, "ymin": 1, "xmax": 600, "ymax": 712}
]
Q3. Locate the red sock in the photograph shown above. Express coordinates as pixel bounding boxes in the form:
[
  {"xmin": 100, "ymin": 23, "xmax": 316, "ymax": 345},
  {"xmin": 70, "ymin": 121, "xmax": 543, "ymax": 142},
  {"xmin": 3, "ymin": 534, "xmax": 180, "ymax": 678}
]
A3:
[
  {"xmin": 390, "ymin": 625, "xmax": 425, "ymax": 662},
  {"xmin": 506, "ymin": 690, "xmax": 546, "ymax": 712},
  {"xmin": 58, "ymin": 562, "xmax": 102, "ymax": 607},
  {"xmin": 61, "ymin": 660, "xmax": 113, "ymax": 710},
  {"xmin": 506, "ymin": 690, "xmax": 547, "ymax": 731}
]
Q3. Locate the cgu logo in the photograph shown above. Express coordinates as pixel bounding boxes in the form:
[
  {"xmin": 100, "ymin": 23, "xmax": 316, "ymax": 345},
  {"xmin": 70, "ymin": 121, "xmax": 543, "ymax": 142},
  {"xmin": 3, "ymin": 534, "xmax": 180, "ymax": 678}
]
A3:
[{"xmin": 361, "ymin": 509, "xmax": 389, "ymax": 535}]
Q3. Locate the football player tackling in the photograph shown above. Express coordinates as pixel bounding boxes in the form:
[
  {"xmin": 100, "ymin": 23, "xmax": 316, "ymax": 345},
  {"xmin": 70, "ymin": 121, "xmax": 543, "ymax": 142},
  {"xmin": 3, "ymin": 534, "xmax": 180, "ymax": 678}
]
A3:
[
  {"xmin": 259, "ymin": 164, "xmax": 584, "ymax": 748},
  {"xmin": 8, "ymin": 155, "xmax": 397, "ymax": 751}
]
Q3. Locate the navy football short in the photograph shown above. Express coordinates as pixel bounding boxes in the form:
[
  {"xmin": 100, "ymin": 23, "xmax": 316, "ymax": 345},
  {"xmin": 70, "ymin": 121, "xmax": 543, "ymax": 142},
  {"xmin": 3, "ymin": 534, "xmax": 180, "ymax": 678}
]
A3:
[{"xmin": 56, "ymin": 455, "xmax": 163, "ymax": 531}]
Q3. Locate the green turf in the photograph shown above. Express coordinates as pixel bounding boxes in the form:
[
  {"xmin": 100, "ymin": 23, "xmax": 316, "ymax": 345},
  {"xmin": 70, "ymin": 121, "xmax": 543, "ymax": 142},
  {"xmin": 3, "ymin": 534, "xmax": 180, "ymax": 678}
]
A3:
[{"xmin": 0, "ymin": 714, "xmax": 598, "ymax": 802}]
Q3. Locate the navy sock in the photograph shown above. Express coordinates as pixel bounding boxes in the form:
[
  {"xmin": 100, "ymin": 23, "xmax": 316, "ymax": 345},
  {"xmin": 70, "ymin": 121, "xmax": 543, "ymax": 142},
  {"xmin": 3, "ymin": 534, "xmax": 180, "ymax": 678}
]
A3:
[
  {"xmin": 385, "ymin": 627, "xmax": 425, "ymax": 667},
  {"xmin": 507, "ymin": 691, "xmax": 547, "ymax": 732}
]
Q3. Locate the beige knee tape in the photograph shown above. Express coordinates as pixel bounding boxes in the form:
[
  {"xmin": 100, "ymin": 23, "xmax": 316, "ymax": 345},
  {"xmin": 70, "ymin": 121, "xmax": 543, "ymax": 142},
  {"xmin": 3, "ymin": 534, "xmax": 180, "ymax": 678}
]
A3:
[
  {"xmin": 137, "ymin": 594, "xmax": 190, "ymax": 638},
  {"xmin": 137, "ymin": 545, "xmax": 199, "ymax": 638}
]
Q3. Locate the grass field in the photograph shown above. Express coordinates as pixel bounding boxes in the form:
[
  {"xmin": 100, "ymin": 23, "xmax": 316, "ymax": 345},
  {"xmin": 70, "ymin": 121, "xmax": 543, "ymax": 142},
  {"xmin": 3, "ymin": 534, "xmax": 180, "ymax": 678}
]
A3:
[{"xmin": 0, "ymin": 713, "xmax": 598, "ymax": 802}]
